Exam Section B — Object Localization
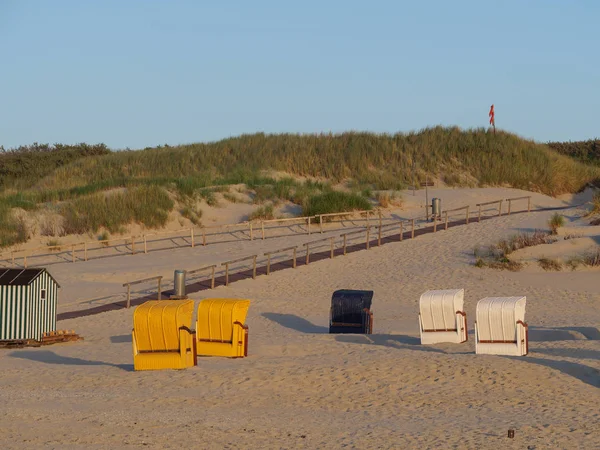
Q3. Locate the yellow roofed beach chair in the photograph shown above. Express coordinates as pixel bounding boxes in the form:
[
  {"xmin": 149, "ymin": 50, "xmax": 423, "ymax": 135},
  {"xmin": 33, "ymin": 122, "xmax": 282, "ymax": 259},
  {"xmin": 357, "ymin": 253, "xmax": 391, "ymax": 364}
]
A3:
[
  {"xmin": 196, "ymin": 298, "xmax": 250, "ymax": 358},
  {"xmin": 132, "ymin": 300, "xmax": 197, "ymax": 371}
]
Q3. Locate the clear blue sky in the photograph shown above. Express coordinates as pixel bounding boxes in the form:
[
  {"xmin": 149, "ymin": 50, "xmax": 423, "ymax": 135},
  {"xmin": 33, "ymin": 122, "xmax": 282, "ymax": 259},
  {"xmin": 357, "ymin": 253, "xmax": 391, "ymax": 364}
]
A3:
[{"xmin": 1, "ymin": 0, "xmax": 598, "ymax": 149}]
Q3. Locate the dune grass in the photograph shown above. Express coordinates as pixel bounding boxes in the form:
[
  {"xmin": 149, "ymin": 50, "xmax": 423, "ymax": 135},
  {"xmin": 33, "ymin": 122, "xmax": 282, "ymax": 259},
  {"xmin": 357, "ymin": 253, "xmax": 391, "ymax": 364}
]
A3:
[
  {"xmin": 538, "ymin": 257, "xmax": 563, "ymax": 271},
  {"xmin": 61, "ymin": 185, "xmax": 173, "ymax": 235},
  {"xmin": 302, "ymin": 191, "xmax": 372, "ymax": 219},
  {"xmin": 548, "ymin": 213, "xmax": 565, "ymax": 234},
  {"xmin": 2, "ymin": 127, "xmax": 600, "ymax": 248},
  {"xmin": 249, "ymin": 204, "xmax": 275, "ymax": 221}
]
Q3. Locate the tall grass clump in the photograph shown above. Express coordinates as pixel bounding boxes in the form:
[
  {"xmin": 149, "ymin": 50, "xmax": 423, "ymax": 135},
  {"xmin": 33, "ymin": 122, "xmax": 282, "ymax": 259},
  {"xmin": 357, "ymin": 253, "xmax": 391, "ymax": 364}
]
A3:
[
  {"xmin": 590, "ymin": 192, "xmax": 600, "ymax": 216},
  {"xmin": 61, "ymin": 185, "xmax": 173, "ymax": 234},
  {"xmin": 548, "ymin": 213, "xmax": 565, "ymax": 234},
  {"xmin": 538, "ymin": 258, "xmax": 562, "ymax": 271},
  {"xmin": 249, "ymin": 204, "xmax": 275, "ymax": 221},
  {"xmin": 302, "ymin": 191, "xmax": 371, "ymax": 218},
  {"xmin": 0, "ymin": 204, "xmax": 29, "ymax": 247}
]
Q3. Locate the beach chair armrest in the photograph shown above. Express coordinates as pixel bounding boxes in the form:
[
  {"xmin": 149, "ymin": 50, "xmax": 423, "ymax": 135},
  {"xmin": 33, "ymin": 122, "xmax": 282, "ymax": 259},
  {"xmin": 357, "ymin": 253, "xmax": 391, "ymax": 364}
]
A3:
[
  {"xmin": 455, "ymin": 311, "xmax": 468, "ymax": 342},
  {"xmin": 516, "ymin": 320, "xmax": 529, "ymax": 355}
]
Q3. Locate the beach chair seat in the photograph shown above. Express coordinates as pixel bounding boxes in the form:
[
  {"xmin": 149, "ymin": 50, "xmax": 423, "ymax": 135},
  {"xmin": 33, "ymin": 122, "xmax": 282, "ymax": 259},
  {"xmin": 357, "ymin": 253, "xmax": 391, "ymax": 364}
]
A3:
[
  {"xmin": 419, "ymin": 289, "xmax": 467, "ymax": 344},
  {"xmin": 475, "ymin": 296, "xmax": 528, "ymax": 356},
  {"xmin": 329, "ymin": 290, "xmax": 373, "ymax": 334},
  {"xmin": 132, "ymin": 300, "xmax": 196, "ymax": 371},
  {"xmin": 196, "ymin": 298, "xmax": 250, "ymax": 358}
]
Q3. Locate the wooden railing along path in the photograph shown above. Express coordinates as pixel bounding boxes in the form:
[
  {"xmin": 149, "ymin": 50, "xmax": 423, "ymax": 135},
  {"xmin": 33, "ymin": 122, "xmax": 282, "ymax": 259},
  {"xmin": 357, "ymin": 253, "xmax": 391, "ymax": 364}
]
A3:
[{"xmin": 54, "ymin": 196, "xmax": 539, "ymax": 320}]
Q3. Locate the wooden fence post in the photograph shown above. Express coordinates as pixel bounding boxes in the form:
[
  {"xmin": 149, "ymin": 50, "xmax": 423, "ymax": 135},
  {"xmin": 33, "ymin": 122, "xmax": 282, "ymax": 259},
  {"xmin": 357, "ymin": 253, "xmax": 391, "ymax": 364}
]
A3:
[
  {"xmin": 378, "ymin": 210, "xmax": 382, "ymax": 230},
  {"xmin": 252, "ymin": 255, "xmax": 257, "ymax": 279},
  {"xmin": 261, "ymin": 221, "xmax": 265, "ymax": 240},
  {"xmin": 330, "ymin": 238, "xmax": 334, "ymax": 258},
  {"xmin": 249, "ymin": 222, "xmax": 253, "ymax": 241},
  {"xmin": 305, "ymin": 244, "xmax": 310, "ymax": 265},
  {"xmin": 211, "ymin": 265, "xmax": 215, "ymax": 289},
  {"xmin": 157, "ymin": 277, "xmax": 162, "ymax": 301},
  {"xmin": 126, "ymin": 284, "xmax": 131, "ymax": 308},
  {"xmin": 400, "ymin": 221, "xmax": 403, "ymax": 241},
  {"xmin": 307, "ymin": 217, "xmax": 311, "ymax": 235},
  {"xmin": 343, "ymin": 234, "xmax": 347, "ymax": 255},
  {"xmin": 266, "ymin": 254, "xmax": 271, "ymax": 275},
  {"xmin": 527, "ymin": 197, "xmax": 531, "ymax": 212},
  {"xmin": 366, "ymin": 227, "xmax": 370, "ymax": 250},
  {"xmin": 445, "ymin": 211, "xmax": 449, "ymax": 230},
  {"xmin": 498, "ymin": 200, "xmax": 503, "ymax": 217},
  {"xmin": 378, "ymin": 224, "xmax": 382, "ymax": 246},
  {"xmin": 225, "ymin": 263, "xmax": 229, "ymax": 286},
  {"xmin": 411, "ymin": 219, "xmax": 415, "ymax": 239},
  {"xmin": 507, "ymin": 200, "xmax": 511, "ymax": 215},
  {"xmin": 191, "ymin": 228, "xmax": 195, "ymax": 247},
  {"xmin": 293, "ymin": 248, "xmax": 297, "ymax": 268}
]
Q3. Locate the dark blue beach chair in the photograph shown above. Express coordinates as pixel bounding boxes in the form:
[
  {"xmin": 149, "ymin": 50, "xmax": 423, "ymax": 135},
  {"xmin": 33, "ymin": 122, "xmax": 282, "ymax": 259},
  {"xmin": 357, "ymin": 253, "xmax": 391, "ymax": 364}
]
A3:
[{"xmin": 329, "ymin": 290, "xmax": 373, "ymax": 334}]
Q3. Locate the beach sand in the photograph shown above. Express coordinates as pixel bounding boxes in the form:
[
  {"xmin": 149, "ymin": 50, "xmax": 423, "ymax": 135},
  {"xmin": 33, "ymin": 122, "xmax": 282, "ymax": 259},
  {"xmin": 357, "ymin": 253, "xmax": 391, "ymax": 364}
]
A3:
[{"xmin": 1, "ymin": 187, "xmax": 599, "ymax": 449}]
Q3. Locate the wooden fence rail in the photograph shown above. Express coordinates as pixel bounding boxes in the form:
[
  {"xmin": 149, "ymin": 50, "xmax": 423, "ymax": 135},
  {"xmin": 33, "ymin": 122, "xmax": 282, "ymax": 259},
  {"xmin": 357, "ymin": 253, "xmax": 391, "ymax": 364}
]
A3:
[
  {"xmin": 476, "ymin": 200, "xmax": 503, "ymax": 222},
  {"xmin": 122, "ymin": 276, "xmax": 163, "ymax": 308},
  {"xmin": 264, "ymin": 246, "xmax": 298, "ymax": 274},
  {"xmin": 302, "ymin": 236, "xmax": 337, "ymax": 264},
  {"xmin": 221, "ymin": 254, "xmax": 258, "ymax": 286},
  {"xmin": 186, "ymin": 264, "xmax": 217, "ymax": 289},
  {"xmin": 505, "ymin": 196, "xmax": 532, "ymax": 215}
]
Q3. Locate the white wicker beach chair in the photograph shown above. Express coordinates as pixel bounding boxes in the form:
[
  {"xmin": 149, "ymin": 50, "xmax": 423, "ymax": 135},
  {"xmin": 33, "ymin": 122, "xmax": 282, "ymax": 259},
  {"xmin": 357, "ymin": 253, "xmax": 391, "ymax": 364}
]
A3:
[
  {"xmin": 475, "ymin": 296, "xmax": 528, "ymax": 356},
  {"xmin": 419, "ymin": 289, "xmax": 468, "ymax": 344}
]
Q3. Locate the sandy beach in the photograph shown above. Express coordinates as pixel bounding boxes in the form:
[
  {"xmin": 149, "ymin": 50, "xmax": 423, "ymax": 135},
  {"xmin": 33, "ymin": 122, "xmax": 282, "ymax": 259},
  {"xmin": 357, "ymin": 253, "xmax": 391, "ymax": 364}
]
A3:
[{"xmin": 1, "ymin": 187, "xmax": 599, "ymax": 449}]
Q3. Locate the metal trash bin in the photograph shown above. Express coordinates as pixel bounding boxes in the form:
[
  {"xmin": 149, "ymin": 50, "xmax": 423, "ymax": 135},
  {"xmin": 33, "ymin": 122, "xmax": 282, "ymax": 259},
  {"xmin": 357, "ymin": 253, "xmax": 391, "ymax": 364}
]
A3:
[
  {"xmin": 432, "ymin": 198, "xmax": 441, "ymax": 218},
  {"xmin": 172, "ymin": 270, "xmax": 187, "ymax": 299}
]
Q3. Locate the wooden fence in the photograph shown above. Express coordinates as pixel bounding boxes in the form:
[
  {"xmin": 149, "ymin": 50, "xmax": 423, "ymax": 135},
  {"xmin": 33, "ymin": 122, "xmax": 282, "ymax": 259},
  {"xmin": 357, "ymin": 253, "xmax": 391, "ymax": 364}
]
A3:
[{"xmin": 67, "ymin": 196, "xmax": 536, "ymax": 308}]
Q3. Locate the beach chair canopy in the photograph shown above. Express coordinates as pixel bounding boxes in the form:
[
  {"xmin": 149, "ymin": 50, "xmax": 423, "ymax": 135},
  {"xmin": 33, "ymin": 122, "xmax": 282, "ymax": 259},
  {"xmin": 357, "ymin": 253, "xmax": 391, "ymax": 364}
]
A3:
[
  {"xmin": 329, "ymin": 289, "xmax": 373, "ymax": 334},
  {"xmin": 419, "ymin": 289, "xmax": 467, "ymax": 344},
  {"xmin": 132, "ymin": 300, "xmax": 196, "ymax": 370},
  {"xmin": 475, "ymin": 296, "xmax": 528, "ymax": 356},
  {"xmin": 196, "ymin": 298, "xmax": 250, "ymax": 357}
]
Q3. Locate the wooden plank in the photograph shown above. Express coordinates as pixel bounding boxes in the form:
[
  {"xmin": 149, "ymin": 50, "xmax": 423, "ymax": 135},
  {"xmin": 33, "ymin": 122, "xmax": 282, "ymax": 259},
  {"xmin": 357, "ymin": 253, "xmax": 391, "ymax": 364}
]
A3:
[
  {"xmin": 264, "ymin": 246, "xmax": 298, "ymax": 256},
  {"xmin": 222, "ymin": 254, "xmax": 258, "ymax": 266},
  {"xmin": 122, "ymin": 275, "xmax": 163, "ymax": 287},
  {"xmin": 187, "ymin": 264, "xmax": 217, "ymax": 275}
]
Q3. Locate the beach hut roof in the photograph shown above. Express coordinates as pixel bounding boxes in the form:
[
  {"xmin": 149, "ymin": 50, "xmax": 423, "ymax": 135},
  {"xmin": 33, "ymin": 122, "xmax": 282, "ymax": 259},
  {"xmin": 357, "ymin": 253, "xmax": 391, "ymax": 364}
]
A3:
[{"xmin": 0, "ymin": 268, "xmax": 60, "ymax": 288}]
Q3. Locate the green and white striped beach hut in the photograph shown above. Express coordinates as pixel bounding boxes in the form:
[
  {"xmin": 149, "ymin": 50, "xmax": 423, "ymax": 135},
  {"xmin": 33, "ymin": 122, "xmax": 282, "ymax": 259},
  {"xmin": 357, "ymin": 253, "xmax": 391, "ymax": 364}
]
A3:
[{"xmin": 0, "ymin": 268, "xmax": 60, "ymax": 342}]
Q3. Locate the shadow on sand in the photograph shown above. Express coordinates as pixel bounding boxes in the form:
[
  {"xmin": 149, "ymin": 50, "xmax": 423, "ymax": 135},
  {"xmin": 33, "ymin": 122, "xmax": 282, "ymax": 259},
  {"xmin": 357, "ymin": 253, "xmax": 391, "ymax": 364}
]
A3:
[
  {"xmin": 110, "ymin": 334, "xmax": 132, "ymax": 344},
  {"xmin": 262, "ymin": 313, "xmax": 328, "ymax": 334},
  {"xmin": 335, "ymin": 334, "xmax": 448, "ymax": 354},
  {"xmin": 9, "ymin": 350, "xmax": 133, "ymax": 371},
  {"xmin": 507, "ymin": 355, "xmax": 600, "ymax": 389},
  {"xmin": 529, "ymin": 326, "xmax": 600, "ymax": 342}
]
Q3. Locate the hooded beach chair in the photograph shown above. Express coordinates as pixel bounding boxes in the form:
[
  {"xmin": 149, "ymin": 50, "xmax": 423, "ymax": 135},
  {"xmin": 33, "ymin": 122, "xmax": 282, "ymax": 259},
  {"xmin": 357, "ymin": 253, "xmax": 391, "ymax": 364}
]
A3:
[
  {"xmin": 196, "ymin": 298, "xmax": 250, "ymax": 358},
  {"xmin": 475, "ymin": 296, "xmax": 528, "ymax": 356},
  {"xmin": 329, "ymin": 289, "xmax": 373, "ymax": 334},
  {"xmin": 132, "ymin": 300, "xmax": 196, "ymax": 371},
  {"xmin": 419, "ymin": 289, "xmax": 468, "ymax": 344}
]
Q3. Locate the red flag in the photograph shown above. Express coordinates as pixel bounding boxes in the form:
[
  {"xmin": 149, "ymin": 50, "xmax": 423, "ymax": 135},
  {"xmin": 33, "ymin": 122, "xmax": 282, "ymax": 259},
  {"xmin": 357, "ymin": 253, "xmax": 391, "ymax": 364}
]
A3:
[{"xmin": 489, "ymin": 104, "xmax": 495, "ymax": 125}]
